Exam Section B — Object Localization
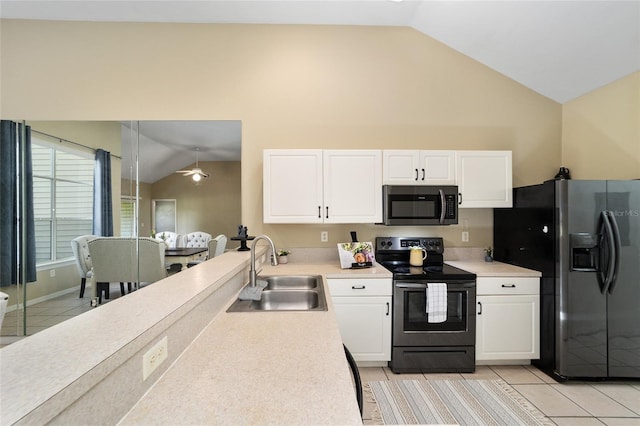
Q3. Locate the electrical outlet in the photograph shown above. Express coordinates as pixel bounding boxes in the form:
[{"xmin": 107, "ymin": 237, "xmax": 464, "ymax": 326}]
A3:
[
  {"xmin": 461, "ymin": 231, "xmax": 469, "ymax": 242},
  {"xmin": 321, "ymin": 231, "xmax": 328, "ymax": 242},
  {"xmin": 143, "ymin": 336, "xmax": 168, "ymax": 381},
  {"xmin": 49, "ymin": 269, "xmax": 55, "ymax": 277}
]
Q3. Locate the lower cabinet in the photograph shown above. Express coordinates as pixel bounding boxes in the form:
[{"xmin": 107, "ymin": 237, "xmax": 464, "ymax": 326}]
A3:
[
  {"xmin": 327, "ymin": 278, "xmax": 392, "ymax": 362},
  {"xmin": 476, "ymin": 277, "xmax": 540, "ymax": 362}
]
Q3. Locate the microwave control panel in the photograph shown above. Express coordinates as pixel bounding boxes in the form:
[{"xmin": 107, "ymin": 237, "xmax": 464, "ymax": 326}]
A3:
[{"xmin": 444, "ymin": 194, "xmax": 457, "ymax": 218}]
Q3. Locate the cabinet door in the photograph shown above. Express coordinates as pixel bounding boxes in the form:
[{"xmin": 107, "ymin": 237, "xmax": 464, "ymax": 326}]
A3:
[
  {"xmin": 332, "ymin": 296, "xmax": 392, "ymax": 362},
  {"xmin": 263, "ymin": 150, "xmax": 324, "ymax": 223},
  {"xmin": 382, "ymin": 150, "xmax": 420, "ymax": 184},
  {"xmin": 323, "ymin": 150, "xmax": 382, "ymax": 223},
  {"xmin": 456, "ymin": 151, "xmax": 512, "ymax": 208},
  {"xmin": 476, "ymin": 295, "xmax": 540, "ymax": 361},
  {"xmin": 418, "ymin": 151, "xmax": 456, "ymax": 184}
]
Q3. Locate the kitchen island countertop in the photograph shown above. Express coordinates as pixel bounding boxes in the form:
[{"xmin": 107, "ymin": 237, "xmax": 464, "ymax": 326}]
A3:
[{"xmin": 120, "ymin": 262, "xmax": 373, "ymax": 425}]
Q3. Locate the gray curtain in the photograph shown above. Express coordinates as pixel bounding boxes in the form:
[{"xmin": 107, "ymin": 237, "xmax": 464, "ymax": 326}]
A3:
[
  {"xmin": 93, "ymin": 148, "xmax": 113, "ymax": 236},
  {"xmin": 0, "ymin": 120, "xmax": 37, "ymax": 286}
]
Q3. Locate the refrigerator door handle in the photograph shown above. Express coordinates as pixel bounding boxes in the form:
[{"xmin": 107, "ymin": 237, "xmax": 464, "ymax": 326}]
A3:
[
  {"xmin": 606, "ymin": 211, "xmax": 622, "ymax": 294},
  {"xmin": 599, "ymin": 211, "xmax": 616, "ymax": 294}
]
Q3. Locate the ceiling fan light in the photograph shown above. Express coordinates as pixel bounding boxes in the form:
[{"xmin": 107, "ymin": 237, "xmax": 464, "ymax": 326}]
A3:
[{"xmin": 192, "ymin": 173, "xmax": 202, "ymax": 182}]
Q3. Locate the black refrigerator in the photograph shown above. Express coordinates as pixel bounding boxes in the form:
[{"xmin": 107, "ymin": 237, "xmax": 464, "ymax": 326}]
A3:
[{"xmin": 494, "ymin": 179, "xmax": 640, "ymax": 380}]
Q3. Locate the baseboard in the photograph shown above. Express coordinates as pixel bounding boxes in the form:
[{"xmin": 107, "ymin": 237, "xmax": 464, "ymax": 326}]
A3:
[{"xmin": 5, "ymin": 286, "xmax": 80, "ymax": 313}]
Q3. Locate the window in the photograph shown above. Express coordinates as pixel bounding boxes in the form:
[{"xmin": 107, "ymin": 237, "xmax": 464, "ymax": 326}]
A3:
[
  {"xmin": 32, "ymin": 137, "xmax": 94, "ymax": 264},
  {"xmin": 120, "ymin": 196, "xmax": 137, "ymax": 237}
]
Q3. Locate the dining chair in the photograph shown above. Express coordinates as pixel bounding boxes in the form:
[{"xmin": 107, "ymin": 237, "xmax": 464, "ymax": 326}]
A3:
[
  {"xmin": 186, "ymin": 234, "xmax": 227, "ymax": 268},
  {"xmin": 212, "ymin": 234, "xmax": 227, "ymax": 257},
  {"xmin": 183, "ymin": 232, "xmax": 212, "ymax": 249},
  {"xmin": 154, "ymin": 231, "xmax": 181, "ymax": 248},
  {"xmin": 70, "ymin": 235, "xmax": 98, "ymax": 298},
  {"xmin": 88, "ymin": 237, "xmax": 167, "ymax": 304}
]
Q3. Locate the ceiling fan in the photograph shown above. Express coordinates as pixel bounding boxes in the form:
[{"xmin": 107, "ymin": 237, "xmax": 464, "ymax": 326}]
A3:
[{"xmin": 175, "ymin": 150, "xmax": 210, "ymax": 182}]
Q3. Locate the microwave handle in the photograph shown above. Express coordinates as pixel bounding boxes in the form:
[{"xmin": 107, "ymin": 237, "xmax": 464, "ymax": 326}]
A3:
[{"xmin": 439, "ymin": 189, "xmax": 446, "ymax": 224}]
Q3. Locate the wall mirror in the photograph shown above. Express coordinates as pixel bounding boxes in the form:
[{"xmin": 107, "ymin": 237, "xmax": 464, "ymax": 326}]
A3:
[{"xmin": 0, "ymin": 120, "xmax": 241, "ymax": 341}]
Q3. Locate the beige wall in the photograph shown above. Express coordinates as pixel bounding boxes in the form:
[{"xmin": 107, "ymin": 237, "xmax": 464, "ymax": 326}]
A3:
[
  {"xmin": 2, "ymin": 20, "xmax": 564, "ymax": 250},
  {"xmin": 150, "ymin": 161, "xmax": 241, "ymax": 240},
  {"xmin": 562, "ymin": 71, "xmax": 640, "ymax": 179}
]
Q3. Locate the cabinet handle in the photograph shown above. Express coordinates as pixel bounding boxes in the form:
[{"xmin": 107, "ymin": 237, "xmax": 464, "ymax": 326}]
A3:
[
  {"xmin": 326, "ymin": 206, "xmax": 329, "ymax": 219},
  {"xmin": 415, "ymin": 168, "xmax": 419, "ymax": 181},
  {"xmin": 421, "ymin": 168, "xmax": 425, "ymax": 181},
  {"xmin": 386, "ymin": 302, "xmax": 390, "ymax": 316},
  {"xmin": 318, "ymin": 206, "xmax": 321, "ymax": 218},
  {"xmin": 477, "ymin": 301, "xmax": 482, "ymax": 315},
  {"xmin": 352, "ymin": 285, "xmax": 366, "ymax": 290},
  {"xmin": 501, "ymin": 284, "xmax": 516, "ymax": 288},
  {"xmin": 458, "ymin": 192, "xmax": 463, "ymax": 205}
]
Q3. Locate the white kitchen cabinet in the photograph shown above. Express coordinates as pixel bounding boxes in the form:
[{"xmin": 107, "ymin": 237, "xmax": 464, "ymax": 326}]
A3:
[
  {"xmin": 476, "ymin": 276, "xmax": 540, "ymax": 362},
  {"xmin": 263, "ymin": 149, "xmax": 382, "ymax": 224},
  {"xmin": 263, "ymin": 150, "xmax": 324, "ymax": 223},
  {"xmin": 327, "ymin": 278, "xmax": 392, "ymax": 363},
  {"xmin": 383, "ymin": 150, "xmax": 456, "ymax": 185},
  {"xmin": 456, "ymin": 150, "xmax": 512, "ymax": 208}
]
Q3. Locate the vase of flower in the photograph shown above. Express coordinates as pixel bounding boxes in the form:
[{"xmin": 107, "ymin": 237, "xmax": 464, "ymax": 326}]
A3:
[
  {"xmin": 484, "ymin": 247, "xmax": 493, "ymax": 262},
  {"xmin": 277, "ymin": 249, "xmax": 291, "ymax": 264}
]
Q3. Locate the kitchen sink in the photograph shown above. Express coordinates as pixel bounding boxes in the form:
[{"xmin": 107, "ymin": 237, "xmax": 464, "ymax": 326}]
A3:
[
  {"xmin": 261, "ymin": 275, "xmax": 319, "ymax": 290},
  {"xmin": 251, "ymin": 290, "xmax": 322, "ymax": 311},
  {"xmin": 226, "ymin": 275, "xmax": 327, "ymax": 312}
]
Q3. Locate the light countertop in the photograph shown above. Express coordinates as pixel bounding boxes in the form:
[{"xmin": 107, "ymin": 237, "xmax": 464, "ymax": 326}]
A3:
[
  {"xmin": 446, "ymin": 260, "xmax": 541, "ymax": 277},
  {"xmin": 120, "ymin": 262, "xmax": 378, "ymax": 425},
  {"xmin": 1, "ymin": 252, "xmax": 376, "ymax": 425}
]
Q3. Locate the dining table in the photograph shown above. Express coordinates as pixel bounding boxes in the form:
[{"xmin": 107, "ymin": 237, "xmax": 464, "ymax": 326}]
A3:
[{"xmin": 164, "ymin": 247, "xmax": 208, "ymax": 271}]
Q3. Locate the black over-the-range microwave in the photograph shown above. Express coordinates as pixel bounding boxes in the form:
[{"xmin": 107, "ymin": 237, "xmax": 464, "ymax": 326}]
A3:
[{"xmin": 382, "ymin": 185, "xmax": 459, "ymax": 226}]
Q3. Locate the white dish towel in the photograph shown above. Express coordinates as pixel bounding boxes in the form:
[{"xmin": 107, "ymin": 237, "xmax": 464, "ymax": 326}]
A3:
[{"xmin": 426, "ymin": 283, "xmax": 447, "ymax": 323}]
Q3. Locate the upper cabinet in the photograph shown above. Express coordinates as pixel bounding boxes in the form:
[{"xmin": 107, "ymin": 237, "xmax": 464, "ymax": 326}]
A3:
[
  {"xmin": 263, "ymin": 149, "xmax": 382, "ymax": 224},
  {"xmin": 383, "ymin": 150, "xmax": 456, "ymax": 185},
  {"xmin": 456, "ymin": 151, "xmax": 512, "ymax": 208}
]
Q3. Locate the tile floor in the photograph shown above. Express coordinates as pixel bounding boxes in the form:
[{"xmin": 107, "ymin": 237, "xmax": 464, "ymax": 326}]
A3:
[
  {"xmin": 0, "ymin": 283, "xmax": 128, "ymax": 344},
  {"xmin": 359, "ymin": 365, "xmax": 640, "ymax": 425}
]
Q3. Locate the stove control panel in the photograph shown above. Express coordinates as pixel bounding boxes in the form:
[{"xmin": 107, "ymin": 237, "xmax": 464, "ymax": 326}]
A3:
[{"xmin": 376, "ymin": 237, "xmax": 444, "ymax": 254}]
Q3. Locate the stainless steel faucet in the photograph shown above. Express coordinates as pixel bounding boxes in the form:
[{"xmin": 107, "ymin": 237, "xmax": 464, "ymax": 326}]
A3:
[{"xmin": 250, "ymin": 234, "xmax": 278, "ymax": 287}]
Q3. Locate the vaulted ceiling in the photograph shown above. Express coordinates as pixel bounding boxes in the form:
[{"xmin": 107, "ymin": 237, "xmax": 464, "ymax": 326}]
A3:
[
  {"xmin": 2, "ymin": 1, "xmax": 638, "ymax": 182},
  {"xmin": 2, "ymin": 0, "xmax": 638, "ymax": 103}
]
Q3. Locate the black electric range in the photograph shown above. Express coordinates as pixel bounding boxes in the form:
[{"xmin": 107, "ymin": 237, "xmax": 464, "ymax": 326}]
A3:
[
  {"xmin": 376, "ymin": 236, "xmax": 477, "ymax": 374},
  {"xmin": 375, "ymin": 237, "xmax": 475, "ymax": 281}
]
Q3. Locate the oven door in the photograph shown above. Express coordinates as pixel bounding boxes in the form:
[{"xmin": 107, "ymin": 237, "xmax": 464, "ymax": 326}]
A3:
[{"xmin": 393, "ymin": 280, "xmax": 476, "ymax": 347}]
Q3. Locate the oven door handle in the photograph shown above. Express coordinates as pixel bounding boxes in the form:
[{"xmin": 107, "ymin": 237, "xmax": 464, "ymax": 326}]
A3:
[{"xmin": 395, "ymin": 283, "xmax": 428, "ymax": 289}]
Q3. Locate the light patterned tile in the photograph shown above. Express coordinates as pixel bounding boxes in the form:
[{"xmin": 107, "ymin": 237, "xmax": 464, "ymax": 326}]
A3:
[
  {"xmin": 359, "ymin": 367, "xmax": 387, "ymax": 383},
  {"xmin": 552, "ymin": 383, "xmax": 637, "ymax": 417},
  {"xmin": 525, "ymin": 365, "xmax": 560, "ymax": 383},
  {"xmin": 550, "ymin": 417, "xmax": 606, "ymax": 426},
  {"xmin": 462, "ymin": 365, "xmax": 501, "ymax": 380},
  {"xmin": 382, "ymin": 367, "xmax": 423, "ymax": 381},
  {"xmin": 512, "ymin": 384, "xmax": 591, "ymax": 417},
  {"xmin": 592, "ymin": 384, "xmax": 640, "ymax": 415},
  {"xmin": 491, "ymin": 365, "xmax": 546, "ymax": 384},
  {"xmin": 598, "ymin": 418, "xmax": 640, "ymax": 426}
]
